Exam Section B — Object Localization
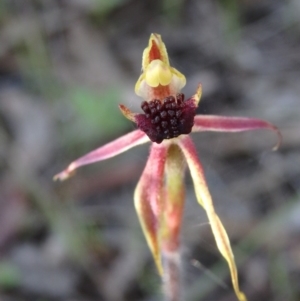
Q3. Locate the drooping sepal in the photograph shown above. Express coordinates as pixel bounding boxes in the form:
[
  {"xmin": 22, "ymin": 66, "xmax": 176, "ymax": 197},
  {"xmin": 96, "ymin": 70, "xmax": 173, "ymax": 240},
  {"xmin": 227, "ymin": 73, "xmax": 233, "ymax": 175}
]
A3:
[
  {"xmin": 178, "ymin": 136, "xmax": 247, "ymax": 301},
  {"xmin": 134, "ymin": 143, "xmax": 169, "ymax": 275}
]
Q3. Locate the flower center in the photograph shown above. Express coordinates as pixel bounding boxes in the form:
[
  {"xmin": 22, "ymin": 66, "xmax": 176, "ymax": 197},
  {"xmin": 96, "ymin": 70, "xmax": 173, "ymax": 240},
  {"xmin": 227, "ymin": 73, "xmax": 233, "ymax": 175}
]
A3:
[{"xmin": 135, "ymin": 93, "xmax": 197, "ymax": 143}]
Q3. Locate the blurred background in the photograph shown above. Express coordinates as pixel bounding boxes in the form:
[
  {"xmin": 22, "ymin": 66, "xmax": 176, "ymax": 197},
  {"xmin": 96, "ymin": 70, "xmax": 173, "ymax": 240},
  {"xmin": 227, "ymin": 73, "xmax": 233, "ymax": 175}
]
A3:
[{"xmin": 0, "ymin": 0, "xmax": 299, "ymax": 301}]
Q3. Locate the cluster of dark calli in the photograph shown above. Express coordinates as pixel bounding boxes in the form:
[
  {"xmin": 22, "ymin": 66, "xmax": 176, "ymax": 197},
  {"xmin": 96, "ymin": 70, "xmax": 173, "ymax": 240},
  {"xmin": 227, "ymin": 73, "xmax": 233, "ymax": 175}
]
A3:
[{"xmin": 136, "ymin": 93, "xmax": 196, "ymax": 143}]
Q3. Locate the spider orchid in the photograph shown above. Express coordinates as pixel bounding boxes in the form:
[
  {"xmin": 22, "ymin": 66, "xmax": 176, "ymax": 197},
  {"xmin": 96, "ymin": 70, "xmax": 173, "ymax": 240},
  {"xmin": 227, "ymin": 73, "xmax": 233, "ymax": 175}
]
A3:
[{"xmin": 55, "ymin": 34, "xmax": 281, "ymax": 301}]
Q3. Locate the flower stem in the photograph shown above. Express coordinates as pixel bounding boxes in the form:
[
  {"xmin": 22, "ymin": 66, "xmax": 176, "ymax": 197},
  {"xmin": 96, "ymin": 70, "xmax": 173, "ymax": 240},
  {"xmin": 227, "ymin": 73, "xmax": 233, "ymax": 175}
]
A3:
[
  {"xmin": 162, "ymin": 250, "xmax": 182, "ymax": 301},
  {"xmin": 160, "ymin": 144, "xmax": 186, "ymax": 301}
]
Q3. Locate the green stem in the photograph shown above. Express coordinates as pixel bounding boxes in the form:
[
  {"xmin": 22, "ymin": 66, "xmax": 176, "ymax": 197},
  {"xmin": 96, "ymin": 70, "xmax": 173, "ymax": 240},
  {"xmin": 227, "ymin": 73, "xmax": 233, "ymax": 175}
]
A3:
[{"xmin": 161, "ymin": 144, "xmax": 186, "ymax": 301}]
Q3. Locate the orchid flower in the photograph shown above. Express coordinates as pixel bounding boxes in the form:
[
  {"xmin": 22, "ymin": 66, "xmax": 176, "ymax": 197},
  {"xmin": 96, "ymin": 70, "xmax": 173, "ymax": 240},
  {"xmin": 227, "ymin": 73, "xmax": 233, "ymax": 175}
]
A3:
[{"xmin": 54, "ymin": 34, "xmax": 281, "ymax": 301}]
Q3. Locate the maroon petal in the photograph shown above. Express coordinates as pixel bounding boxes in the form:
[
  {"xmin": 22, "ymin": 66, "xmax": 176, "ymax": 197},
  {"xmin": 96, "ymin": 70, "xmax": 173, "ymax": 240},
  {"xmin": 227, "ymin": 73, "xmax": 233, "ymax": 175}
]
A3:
[
  {"xmin": 192, "ymin": 115, "xmax": 282, "ymax": 150},
  {"xmin": 54, "ymin": 130, "xmax": 149, "ymax": 181}
]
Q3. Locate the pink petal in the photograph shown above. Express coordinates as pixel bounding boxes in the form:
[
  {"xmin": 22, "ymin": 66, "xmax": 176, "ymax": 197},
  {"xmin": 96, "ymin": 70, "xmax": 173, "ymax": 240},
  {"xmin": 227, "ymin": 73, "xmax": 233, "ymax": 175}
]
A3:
[
  {"xmin": 178, "ymin": 136, "xmax": 247, "ymax": 301},
  {"xmin": 54, "ymin": 130, "xmax": 149, "ymax": 181},
  {"xmin": 192, "ymin": 115, "xmax": 282, "ymax": 150},
  {"xmin": 134, "ymin": 143, "xmax": 169, "ymax": 275}
]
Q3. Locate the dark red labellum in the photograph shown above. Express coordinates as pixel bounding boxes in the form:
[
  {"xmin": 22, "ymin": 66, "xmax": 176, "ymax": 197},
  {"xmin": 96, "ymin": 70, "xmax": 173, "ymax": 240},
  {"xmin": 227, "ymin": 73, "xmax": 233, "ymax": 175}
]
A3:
[{"xmin": 135, "ymin": 93, "xmax": 196, "ymax": 143}]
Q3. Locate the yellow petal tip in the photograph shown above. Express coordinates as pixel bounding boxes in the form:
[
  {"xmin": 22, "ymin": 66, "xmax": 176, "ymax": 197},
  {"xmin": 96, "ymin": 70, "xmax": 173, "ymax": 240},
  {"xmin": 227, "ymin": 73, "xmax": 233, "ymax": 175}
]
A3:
[
  {"xmin": 193, "ymin": 84, "xmax": 202, "ymax": 105},
  {"xmin": 53, "ymin": 163, "xmax": 76, "ymax": 181},
  {"xmin": 119, "ymin": 104, "xmax": 136, "ymax": 122}
]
